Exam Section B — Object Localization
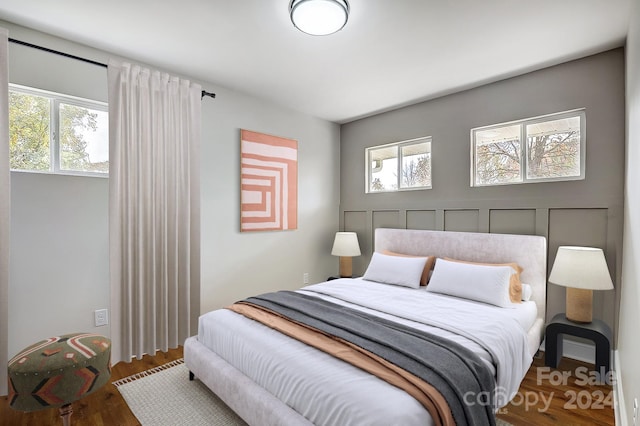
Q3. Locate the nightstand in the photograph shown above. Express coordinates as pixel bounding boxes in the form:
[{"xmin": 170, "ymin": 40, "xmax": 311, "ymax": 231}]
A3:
[{"xmin": 544, "ymin": 313, "xmax": 612, "ymax": 380}]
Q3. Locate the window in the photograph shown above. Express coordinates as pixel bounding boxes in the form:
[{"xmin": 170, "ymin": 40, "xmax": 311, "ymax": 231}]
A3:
[
  {"xmin": 366, "ymin": 137, "xmax": 431, "ymax": 193},
  {"xmin": 471, "ymin": 109, "xmax": 585, "ymax": 187},
  {"xmin": 9, "ymin": 84, "xmax": 108, "ymax": 176}
]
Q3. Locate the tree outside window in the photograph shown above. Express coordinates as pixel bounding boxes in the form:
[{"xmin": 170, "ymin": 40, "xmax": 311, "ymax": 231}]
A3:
[
  {"xmin": 472, "ymin": 110, "xmax": 584, "ymax": 186},
  {"xmin": 8, "ymin": 85, "xmax": 108, "ymax": 175},
  {"xmin": 367, "ymin": 137, "xmax": 432, "ymax": 193},
  {"xmin": 9, "ymin": 91, "xmax": 50, "ymax": 171}
]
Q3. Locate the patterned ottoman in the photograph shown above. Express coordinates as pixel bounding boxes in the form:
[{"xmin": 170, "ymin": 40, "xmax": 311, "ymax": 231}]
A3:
[{"xmin": 8, "ymin": 333, "xmax": 111, "ymax": 425}]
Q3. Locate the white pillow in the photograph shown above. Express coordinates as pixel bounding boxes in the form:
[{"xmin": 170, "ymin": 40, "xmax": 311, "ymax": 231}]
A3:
[
  {"xmin": 521, "ymin": 283, "xmax": 533, "ymax": 301},
  {"xmin": 363, "ymin": 252, "xmax": 427, "ymax": 289},
  {"xmin": 426, "ymin": 259, "xmax": 514, "ymax": 308}
]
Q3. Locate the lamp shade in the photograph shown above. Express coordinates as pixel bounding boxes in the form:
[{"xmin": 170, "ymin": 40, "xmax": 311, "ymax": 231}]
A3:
[
  {"xmin": 549, "ymin": 246, "xmax": 614, "ymax": 290},
  {"xmin": 331, "ymin": 232, "xmax": 361, "ymax": 257},
  {"xmin": 290, "ymin": 0, "xmax": 349, "ymax": 36}
]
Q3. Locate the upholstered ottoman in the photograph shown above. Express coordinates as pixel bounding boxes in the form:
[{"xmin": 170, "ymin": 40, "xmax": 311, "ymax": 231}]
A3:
[{"xmin": 8, "ymin": 333, "xmax": 111, "ymax": 425}]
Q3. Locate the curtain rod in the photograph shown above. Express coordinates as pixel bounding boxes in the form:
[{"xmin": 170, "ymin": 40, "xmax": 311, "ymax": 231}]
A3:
[
  {"xmin": 9, "ymin": 37, "xmax": 107, "ymax": 67},
  {"xmin": 8, "ymin": 37, "xmax": 216, "ymax": 100}
]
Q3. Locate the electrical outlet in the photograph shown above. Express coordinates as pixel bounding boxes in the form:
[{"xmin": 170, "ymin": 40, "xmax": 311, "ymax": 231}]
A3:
[
  {"xmin": 303, "ymin": 272, "xmax": 309, "ymax": 285},
  {"xmin": 633, "ymin": 397, "xmax": 638, "ymax": 426},
  {"xmin": 95, "ymin": 309, "xmax": 109, "ymax": 327}
]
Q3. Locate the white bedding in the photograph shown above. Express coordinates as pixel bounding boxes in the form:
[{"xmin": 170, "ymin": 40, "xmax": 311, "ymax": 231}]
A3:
[{"xmin": 197, "ymin": 278, "xmax": 534, "ymax": 425}]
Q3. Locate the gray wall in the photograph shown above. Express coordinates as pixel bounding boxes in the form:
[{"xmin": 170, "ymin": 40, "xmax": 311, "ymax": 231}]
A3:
[
  {"xmin": 4, "ymin": 20, "xmax": 340, "ymax": 359},
  {"xmin": 618, "ymin": 0, "xmax": 640, "ymax": 422},
  {"xmin": 340, "ymin": 49, "xmax": 625, "ymax": 338}
]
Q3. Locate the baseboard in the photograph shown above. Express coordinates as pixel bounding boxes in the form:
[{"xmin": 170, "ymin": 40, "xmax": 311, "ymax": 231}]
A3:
[
  {"xmin": 540, "ymin": 337, "xmax": 596, "ymax": 364},
  {"xmin": 614, "ymin": 350, "xmax": 627, "ymax": 426}
]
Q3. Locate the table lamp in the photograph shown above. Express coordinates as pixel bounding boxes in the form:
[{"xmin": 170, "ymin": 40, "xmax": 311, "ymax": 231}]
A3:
[
  {"xmin": 331, "ymin": 232, "xmax": 361, "ymax": 278},
  {"xmin": 548, "ymin": 246, "xmax": 614, "ymax": 323}
]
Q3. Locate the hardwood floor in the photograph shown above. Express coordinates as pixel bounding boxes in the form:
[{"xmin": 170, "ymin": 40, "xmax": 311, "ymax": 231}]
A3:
[
  {"xmin": 0, "ymin": 348, "xmax": 614, "ymax": 426},
  {"xmin": 0, "ymin": 347, "xmax": 183, "ymax": 426},
  {"xmin": 497, "ymin": 353, "xmax": 615, "ymax": 426}
]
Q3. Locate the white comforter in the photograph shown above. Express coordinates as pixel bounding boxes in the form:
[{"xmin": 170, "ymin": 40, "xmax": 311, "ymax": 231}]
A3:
[{"xmin": 198, "ymin": 279, "xmax": 534, "ymax": 425}]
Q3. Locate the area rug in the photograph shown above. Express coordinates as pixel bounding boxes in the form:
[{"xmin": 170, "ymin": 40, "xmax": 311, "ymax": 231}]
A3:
[{"xmin": 113, "ymin": 359, "xmax": 247, "ymax": 426}]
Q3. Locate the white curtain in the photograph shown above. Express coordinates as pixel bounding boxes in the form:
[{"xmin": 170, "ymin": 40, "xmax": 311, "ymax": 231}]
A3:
[
  {"xmin": 0, "ymin": 27, "xmax": 9, "ymax": 395},
  {"xmin": 108, "ymin": 60, "xmax": 201, "ymax": 363}
]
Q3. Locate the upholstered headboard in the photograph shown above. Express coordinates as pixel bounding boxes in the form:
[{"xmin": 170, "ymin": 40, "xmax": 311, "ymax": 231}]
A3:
[{"xmin": 375, "ymin": 228, "xmax": 547, "ymax": 330}]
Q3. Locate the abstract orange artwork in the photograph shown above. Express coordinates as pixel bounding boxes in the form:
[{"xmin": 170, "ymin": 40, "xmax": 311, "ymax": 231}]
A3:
[{"xmin": 240, "ymin": 129, "xmax": 298, "ymax": 232}]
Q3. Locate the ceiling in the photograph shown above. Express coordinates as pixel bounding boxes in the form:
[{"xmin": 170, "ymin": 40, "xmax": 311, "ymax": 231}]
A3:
[{"xmin": 0, "ymin": 0, "xmax": 631, "ymax": 124}]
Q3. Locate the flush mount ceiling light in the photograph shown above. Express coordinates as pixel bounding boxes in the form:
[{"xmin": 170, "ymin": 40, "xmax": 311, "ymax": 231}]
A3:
[{"xmin": 289, "ymin": 0, "xmax": 350, "ymax": 36}]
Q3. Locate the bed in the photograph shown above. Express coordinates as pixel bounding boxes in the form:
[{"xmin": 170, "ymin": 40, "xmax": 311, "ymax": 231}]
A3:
[{"xmin": 184, "ymin": 228, "xmax": 547, "ymax": 426}]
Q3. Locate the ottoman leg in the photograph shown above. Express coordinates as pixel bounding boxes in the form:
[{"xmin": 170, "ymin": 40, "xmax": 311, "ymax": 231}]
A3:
[{"xmin": 59, "ymin": 403, "xmax": 73, "ymax": 426}]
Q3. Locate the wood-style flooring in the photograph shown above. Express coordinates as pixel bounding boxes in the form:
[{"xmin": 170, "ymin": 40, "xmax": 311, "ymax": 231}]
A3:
[
  {"xmin": 497, "ymin": 353, "xmax": 615, "ymax": 426},
  {"xmin": 0, "ymin": 347, "xmax": 183, "ymax": 426},
  {"xmin": 0, "ymin": 348, "xmax": 614, "ymax": 426}
]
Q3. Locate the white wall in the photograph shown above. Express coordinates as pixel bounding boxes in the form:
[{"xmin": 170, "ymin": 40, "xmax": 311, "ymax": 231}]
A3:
[
  {"xmin": 3, "ymin": 20, "xmax": 340, "ymax": 359},
  {"xmin": 618, "ymin": 0, "xmax": 640, "ymax": 422},
  {"xmin": 6, "ymin": 25, "xmax": 110, "ymax": 357},
  {"xmin": 9, "ymin": 173, "xmax": 110, "ymax": 356},
  {"xmin": 199, "ymin": 87, "xmax": 341, "ymax": 313}
]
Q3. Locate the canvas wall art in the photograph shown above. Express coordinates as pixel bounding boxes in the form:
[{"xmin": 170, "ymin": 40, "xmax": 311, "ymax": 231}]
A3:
[{"xmin": 240, "ymin": 129, "xmax": 298, "ymax": 232}]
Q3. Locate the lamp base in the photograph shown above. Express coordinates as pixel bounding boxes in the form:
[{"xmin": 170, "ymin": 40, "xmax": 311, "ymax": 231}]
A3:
[
  {"xmin": 566, "ymin": 287, "xmax": 593, "ymax": 323},
  {"xmin": 339, "ymin": 256, "xmax": 352, "ymax": 278}
]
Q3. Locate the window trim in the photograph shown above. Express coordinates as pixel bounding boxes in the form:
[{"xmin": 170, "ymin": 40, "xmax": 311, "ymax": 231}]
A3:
[
  {"xmin": 470, "ymin": 109, "xmax": 586, "ymax": 187},
  {"xmin": 365, "ymin": 136, "xmax": 432, "ymax": 193},
  {"xmin": 9, "ymin": 83, "xmax": 109, "ymax": 178}
]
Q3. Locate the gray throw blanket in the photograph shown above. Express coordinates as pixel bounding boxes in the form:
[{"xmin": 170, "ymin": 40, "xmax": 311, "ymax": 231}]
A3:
[{"xmin": 244, "ymin": 290, "xmax": 496, "ymax": 426}]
